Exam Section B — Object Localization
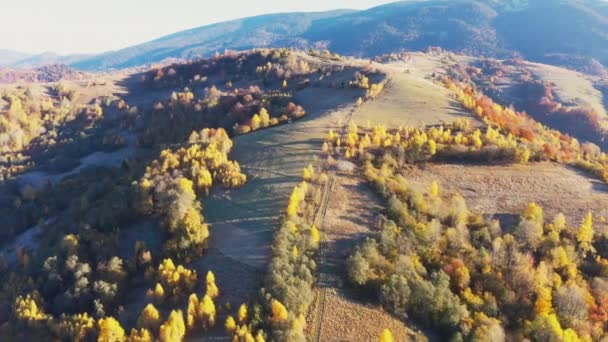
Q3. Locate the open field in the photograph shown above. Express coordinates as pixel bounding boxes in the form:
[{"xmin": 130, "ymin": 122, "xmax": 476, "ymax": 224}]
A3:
[
  {"xmin": 354, "ymin": 61, "xmax": 479, "ymax": 129},
  {"xmin": 405, "ymin": 162, "xmax": 608, "ymax": 233},
  {"xmin": 527, "ymin": 62, "xmax": 607, "ymax": 120},
  {"xmin": 204, "ymin": 86, "xmax": 361, "ymax": 269}
]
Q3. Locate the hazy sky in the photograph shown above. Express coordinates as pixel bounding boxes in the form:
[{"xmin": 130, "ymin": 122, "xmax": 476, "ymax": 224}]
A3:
[{"xmin": 4, "ymin": 0, "xmax": 395, "ymax": 55}]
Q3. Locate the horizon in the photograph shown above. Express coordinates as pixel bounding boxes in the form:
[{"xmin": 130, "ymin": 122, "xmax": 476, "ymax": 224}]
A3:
[{"xmin": 2, "ymin": 0, "xmax": 395, "ymax": 56}]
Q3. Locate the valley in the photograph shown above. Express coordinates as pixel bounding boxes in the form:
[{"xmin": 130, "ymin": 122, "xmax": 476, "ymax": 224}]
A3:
[{"xmin": 1, "ymin": 1, "xmax": 608, "ymax": 341}]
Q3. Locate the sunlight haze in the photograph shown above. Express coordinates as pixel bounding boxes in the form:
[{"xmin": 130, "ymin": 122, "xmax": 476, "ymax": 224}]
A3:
[{"xmin": 4, "ymin": 0, "xmax": 395, "ymax": 55}]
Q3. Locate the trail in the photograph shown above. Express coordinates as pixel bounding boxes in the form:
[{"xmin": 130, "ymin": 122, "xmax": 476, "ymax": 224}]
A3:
[{"xmin": 310, "ymin": 170, "xmax": 335, "ymax": 342}]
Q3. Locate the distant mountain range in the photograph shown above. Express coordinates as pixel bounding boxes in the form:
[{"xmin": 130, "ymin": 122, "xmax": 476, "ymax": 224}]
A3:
[
  {"xmin": 2, "ymin": 0, "xmax": 607, "ymax": 73},
  {"xmin": 0, "ymin": 50, "xmax": 92, "ymax": 68}
]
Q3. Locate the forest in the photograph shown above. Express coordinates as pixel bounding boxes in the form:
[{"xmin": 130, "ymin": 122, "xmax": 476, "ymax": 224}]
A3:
[{"xmin": 1, "ymin": 44, "xmax": 607, "ymax": 341}]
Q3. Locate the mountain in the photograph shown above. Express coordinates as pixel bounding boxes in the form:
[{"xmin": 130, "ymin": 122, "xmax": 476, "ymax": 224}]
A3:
[
  {"xmin": 12, "ymin": 51, "xmax": 91, "ymax": 68},
  {"xmin": 72, "ymin": 0, "xmax": 608, "ymax": 72},
  {"xmin": 72, "ymin": 10, "xmax": 353, "ymax": 70},
  {"xmin": 0, "ymin": 49, "xmax": 30, "ymax": 66}
]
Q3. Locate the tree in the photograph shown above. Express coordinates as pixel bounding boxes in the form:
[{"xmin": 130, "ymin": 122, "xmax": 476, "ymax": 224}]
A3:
[
  {"xmin": 186, "ymin": 294, "xmax": 199, "ymax": 330},
  {"xmin": 270, "ymin": 299, "xmax": 288, "ymax": 323},
  {"xmin": 198, "ymin": 294, "xmax": 216, "ymax": 330},
  {"xmin": 554, "ymin": 283, "xmax": 588, "ymax": 327},
  {"xmin": 98, "ymin": 317, "xmax": 126, "ymax": 342},
  {"xmin": 255, "ymin": 330, "xmax": 266, "ymax": 342},
  {"xmin": 137, "ymin": 304, "xmax": 162, "ymax": 333},
  {"xmin": 159, "ymin": 310, "xmax": 185, "ymax": 342},
  {"xmin": 56, "ymin": 313, "xmax": 95, "ymax": 342},
  {"xmin": 380, "ymin": 274, "xmax": 410, "ymax": 316},
  {"xmin": 535, "ymin": 286, "xmax": 553, "ymax": 316},
  {"xmin": 238, "ymin": 303, "xmax": 248, "ymax": 323},
  {"xmin": 14, "ymin": 294, "xmax": 47, "ymax": 322},
  {"xmin": 302, "ymin": 164, "xmax": 314, "ymax": 181},
  {"xmin": 523, "ymin": 202, "xmax": 544, "ymax": 225},
  {"xmin": 430, "ymin": 181, "xmax": 439, "ymax": 197},
  {"xmin": 148, "ymin": 283, "xmax": 165, "ymax": 303},
  {"xmin": 577, "ymin": 211, "xmax": 595, "ymax": 256},
  {"xmin": 251, "ymin": 114, "xmax": 261, "ymax": 131},
  {"xmin": 379, "ymin": 329, "xmax": 393, "ymax": 342},
  {"xmin": 310, "ymin": 225, "xmax": 320, "ymax": 247},
  {"xmin": 225, "ymin": 316, "xmax": 236, "ymax": 333},
  {"xmin": 126, "ymin": 328, "xmax": 153, "ymax": 342},
  {"xmin": 206, "ymin": 271, "xmax": 219, "ymax": 299},
  {"xmin": 259, "ymin": 108, "xmax": 270, "ymax": 128}
]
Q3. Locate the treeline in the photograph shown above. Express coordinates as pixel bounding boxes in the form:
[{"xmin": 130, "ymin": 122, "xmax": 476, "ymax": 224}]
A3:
[
  {"xmin": 143, "ymin": 48, "xmax": 342, "ymax": 91},
  {"xmin": 138, "ymin": 85, "xmax": 305, "ymax": 147},
  {"xmin": 347, "ymin": 157, "xmax": 608, "ymax": 340},
  {"xmin": 323, "ymin": 120, "xmax": 535, "ymax": 166},
  {"xmin": 262, "ymin": 165, "xmax": 324, "ymax": 341},
  {"xmin": 445, "ymin": 79, "xmax": 608, "ymax": 182}
]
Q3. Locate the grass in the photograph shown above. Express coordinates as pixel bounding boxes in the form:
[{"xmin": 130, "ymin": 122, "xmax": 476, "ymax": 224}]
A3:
[
  {"xmin": 353, "ymin": 61, "xmax": 479, "ymax": 129},
  {"xmin": 404, "ymin": 162, "xmax": 608, "ymax": 233}
]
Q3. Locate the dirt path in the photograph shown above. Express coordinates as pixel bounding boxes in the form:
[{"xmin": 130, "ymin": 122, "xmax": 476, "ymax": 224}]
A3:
[
  {"xmin": 310, "ymin": 171, "xmax": 335, "ymax": 341},
  {"xmin": 306, "ymin": 172, "xmax": 419, "ymax": 342}
]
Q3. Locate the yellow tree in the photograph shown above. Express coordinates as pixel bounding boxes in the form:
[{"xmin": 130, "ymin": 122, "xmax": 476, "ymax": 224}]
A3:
[
  {"xmin": 14, "ymin": 294, "xmax": 47, "ymax": 322},
  {"xmin": 148, "ymin": 283, "xmax": 165, "ymax": 303},
  {"xmin": 225, "ymin": 316, "xmax": 236, "ymax": 334},
  {"xmin": 186, "ymin": 294, "xmax": 199, "ymax": 330},
  {"xmin": 137, "ymin": 304, "xmax": 162, "ymax": 333},
  {"xmin": 198, "ymin": 294, "xmax": 216, "ymax": 330},
  {"xmin": 271, "ymin": 299, "xmax": 288, "ymax": 323},
  {"xmin": 238, "ymin": 303, "xmax": 248, "ymax": 323},
  {"xmin": 159, "ymin": 310, "xmax": 185, "ymax": 342},
  {"xmin": 251, "ymin": 114, "xmax": 261, "ymax": 131},
  {"xmin": 577, "ymin": 211, "xmax": 595, "ymax": 256},
  {"xmin": 98, "ymin": 317, "xmax": 126, "ymax": 342},
  {"xmin": 310, "ymin": 225, "xmax": 320, "ymax": 247},
  {"xmin": 302, "ymin": 164, "xmax": 315, "ymax": 181},
  {"xmin": 379, "ymin": 329, "xmax": 394, "ymax": 342},
  {"xmin": 259, "ymin": 108, "xmax": 270, "ymax": 128},
  {"xmin": 206, "ymin": 271, "xmax": 219, "ymax": 299},
  {"xmin": 126, "ymin": 328, "xmax": 153, "ymax": 342},
  {"xmin": 255, "ymin": 330, "xmax": 266, "ymax": 342},
  {"xmin": 430, "ymin": 181, "xmax": 439, "ymax": 197}
]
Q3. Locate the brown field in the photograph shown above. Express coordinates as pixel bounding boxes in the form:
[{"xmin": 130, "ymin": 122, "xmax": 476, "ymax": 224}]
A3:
[
  {"xmin": 354, "ymin": 61, "xmax": 480, "ymax": 129},
  {"xmin": 404, "ymin": 162, "xmax": 608, "ymax": 232},
  {"xmin": 526, "ymin": 61, "xmax": 607, "ymax": 120}
]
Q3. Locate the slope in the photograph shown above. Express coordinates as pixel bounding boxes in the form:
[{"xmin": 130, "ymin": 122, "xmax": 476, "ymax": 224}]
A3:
[{"xmin": 72, "ymin": 0, "xmax": 608, "ymax": 73}]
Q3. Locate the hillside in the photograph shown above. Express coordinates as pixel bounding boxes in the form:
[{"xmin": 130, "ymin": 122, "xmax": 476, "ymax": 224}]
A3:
[
  {"xmin": 73, "ymin": 0, "xmax": 608, "ymax": 73},
  {"xmin": 12, "ymin": 52, "xmax": 91, "ymax": 69},
  {"xmin": 0, "ymin": 49, "xmax": 30, "ymax": 66},
  {"xmin": 0, "ymin": 64, "xmax": 89, "ymax": 83},
  {"xmin": 1, "ymin": 46, "xmax": 608, "ymax": 341}
]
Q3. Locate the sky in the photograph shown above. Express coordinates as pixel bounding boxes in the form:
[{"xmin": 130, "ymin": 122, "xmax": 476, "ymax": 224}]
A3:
[{"xmin": 4, "ymin": 0, "xmax": 395, "ymax": 55}]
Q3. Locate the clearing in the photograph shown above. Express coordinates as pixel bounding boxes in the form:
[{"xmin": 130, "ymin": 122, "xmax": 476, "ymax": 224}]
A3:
[{"xmin": 404, "ymin": 162, "xmax": 608, "ymax": 232}]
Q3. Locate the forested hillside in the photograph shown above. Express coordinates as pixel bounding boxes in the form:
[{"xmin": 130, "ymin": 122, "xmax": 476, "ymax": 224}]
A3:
[{"xmin": 73, "ymin": 0, "xmax": 608, "ymax": 74}]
